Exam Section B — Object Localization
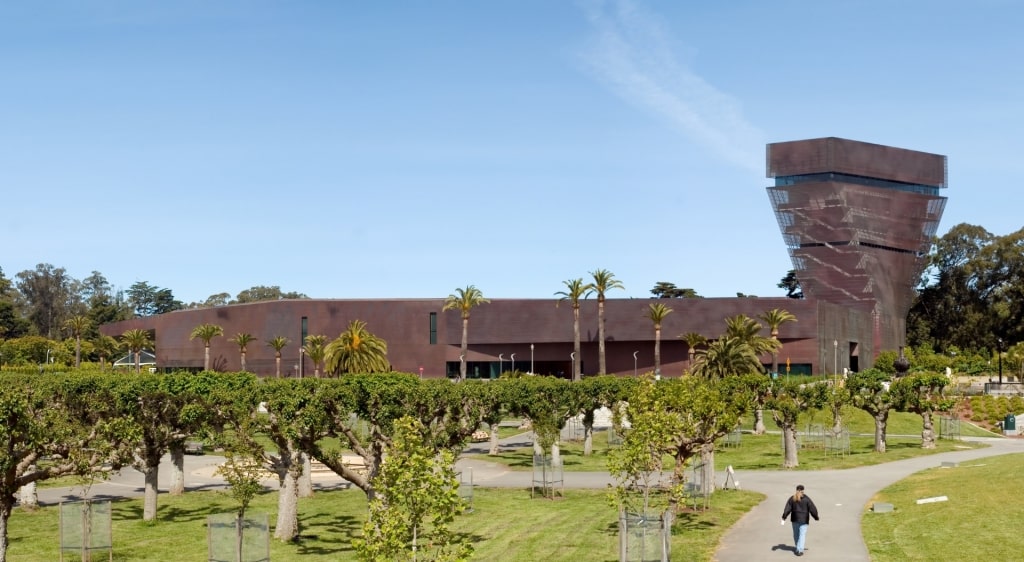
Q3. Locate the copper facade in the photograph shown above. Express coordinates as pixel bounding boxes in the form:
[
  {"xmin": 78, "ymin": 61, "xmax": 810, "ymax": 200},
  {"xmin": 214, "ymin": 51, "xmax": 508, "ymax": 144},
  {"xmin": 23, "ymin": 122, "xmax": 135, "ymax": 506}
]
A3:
[
  {"xmin": 99, "ymin": 137, "xmax": 944, "ymax": 377},
  {"xmin": 766, "ymin": 137, "xmax": 947, "ymax": 352}
]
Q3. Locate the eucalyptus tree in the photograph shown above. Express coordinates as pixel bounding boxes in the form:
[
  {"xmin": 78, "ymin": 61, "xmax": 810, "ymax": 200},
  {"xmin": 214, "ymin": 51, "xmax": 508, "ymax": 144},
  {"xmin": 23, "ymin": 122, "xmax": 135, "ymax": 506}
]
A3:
[
  {"xmin": 590, "ymin": 269, "xmax": 624, "ymax": 374},
  {"xmin": 556, "ymin": 278, "xmax": 594, "ymax": 381},
  {"xmin": 645, "ymin": 303, "xmax": 673, "ymax": 378},
  {"xmin": 229, "ymin": 333, "xmax": 257, "ymax": 372},
  {"xmin": 847, "ymin": 368, "xmax": 898, "ymax": 453},
  {"xmin": 64, "ymin": 315, "xmax": 90, "ymax": 368},
  {"xmin": 302, "ymin": 334, "xmax": 328, "ymax": 377},
  {"xmin": 266, "ymin": 336, "xmax": 290, "ymax": 378},
  {"xmin": 442, "ymin": 285, "xmax": 489, "ymax": 382},
  {"xmin": 680, "ymin": 332, "xmax": 707, "ymax": 373},
  {"xmin": 324, "ymin": 320, "xmax": 389, "ymax": 374},
  {"xmin": 190, "ymin": 322, "xmax": 224, "ymax": 371},
  {"xmin": 14, "ymin": 263, "xmax": 78, "ymax": 339},
  {"xmin": 120, "ymin": 328, "xmax": 153, "ymax": 373}
]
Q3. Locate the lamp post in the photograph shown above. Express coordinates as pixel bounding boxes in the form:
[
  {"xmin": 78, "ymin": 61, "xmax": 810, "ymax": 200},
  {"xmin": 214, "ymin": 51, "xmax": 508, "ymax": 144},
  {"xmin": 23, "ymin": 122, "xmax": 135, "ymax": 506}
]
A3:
[
  {"xmin": 633, "ymin": 351, "xmax": 638, "ymax": 377},
  {"xmin": 530, "ymin": 343, "xmax": 534, "ymax": 373},
  {"xmin": 498, "ymin": 353, "xmax": 504, "ymax": 377},
  {"xmin": 833, "ymin": 340, "xmax": 838, "ymax": 381},
  {"xmin": 299, "ymin": 347, "xmax": 305, "ymax": 379},
  {"xmin": 510, "ymin": 353, "xmax": 516, "ymax": 373},
  {"xmin": 998, "ymin": 338, "xmax": 1004, "ymax": 385}
]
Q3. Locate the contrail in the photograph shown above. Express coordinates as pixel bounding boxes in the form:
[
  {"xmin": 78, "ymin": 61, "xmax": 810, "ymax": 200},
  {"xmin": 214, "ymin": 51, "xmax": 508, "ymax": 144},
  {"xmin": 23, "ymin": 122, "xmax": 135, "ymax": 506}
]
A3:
[{"xmin": 578, "ymin": 0, "xmax": 765, "ymax": 174}]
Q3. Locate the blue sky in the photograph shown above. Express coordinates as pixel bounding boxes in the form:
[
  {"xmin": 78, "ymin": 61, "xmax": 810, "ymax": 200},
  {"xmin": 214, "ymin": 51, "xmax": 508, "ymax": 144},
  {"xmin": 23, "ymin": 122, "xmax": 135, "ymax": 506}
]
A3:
[{"xmin": 3, "ymin": 1, "xmax": 1022, "ymax": 305}]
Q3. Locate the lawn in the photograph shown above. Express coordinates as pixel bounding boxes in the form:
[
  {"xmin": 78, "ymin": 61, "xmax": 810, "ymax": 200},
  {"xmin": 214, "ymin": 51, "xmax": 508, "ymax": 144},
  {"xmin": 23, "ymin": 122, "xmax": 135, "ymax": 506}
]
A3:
[
  {"xmin": 468, "ymin": 409, "xmax": 990, "ymax": 472},
  {"xmin": 6, "ymin": 486, "xmax": 764, "ymax": 561},
  {"xmin": 862, "ymin": 452, "xmax": 1024, "ymax": 561}
]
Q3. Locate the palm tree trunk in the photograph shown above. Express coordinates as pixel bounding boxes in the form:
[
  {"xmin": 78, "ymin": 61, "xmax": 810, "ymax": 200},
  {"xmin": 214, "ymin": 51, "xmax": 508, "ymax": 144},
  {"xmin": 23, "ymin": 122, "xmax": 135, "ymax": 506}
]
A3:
[
  {"xmin": 598, "ymin": 300, "xmax": 606, "ymax": 374},
  {"xmin": 573, "ymin": 308, "xmax": 581, "ymax": 381},
  {"xmin": 460, "ymin": 318, "xmax": 469, "ymax": 381},
  {"xmin": 204, "ymin": 344, "xmax": 211, "ymax": 371},
  {"xmin": 275, "ymin": 355, "xmax": 281, "ymax": 378},
  {"xmin": 654, "ymin": 327, "xmax": 662, "ymax": 377},
  {"xmin": 240, "ymin": 351, "xmax": 247, "ymax": 372}
]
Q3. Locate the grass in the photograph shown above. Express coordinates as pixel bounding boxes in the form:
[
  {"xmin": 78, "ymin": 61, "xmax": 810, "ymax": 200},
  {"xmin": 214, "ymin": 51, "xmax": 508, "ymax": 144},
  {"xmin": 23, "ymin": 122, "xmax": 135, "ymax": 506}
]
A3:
[
  {"xmin": 469, "ymin": 409, "xmax": 991, "ymax": 472},
  {"xmin": 862, "ymin": 452, "xmax": 1024, "ymax": 561},
  {"xmin": 6, "ymin": 486, "xmax": 764, "ymax": 561}
]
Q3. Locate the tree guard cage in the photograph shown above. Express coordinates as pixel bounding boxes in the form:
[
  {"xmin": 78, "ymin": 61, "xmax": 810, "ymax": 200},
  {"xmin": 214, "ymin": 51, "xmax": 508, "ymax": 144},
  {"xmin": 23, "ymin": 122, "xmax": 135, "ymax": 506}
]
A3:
[
  {"xmin": 618, "ymin": 508, "xmax": 673, "ymax": 562},
  {"xmin": 60, "ymin": 500, "xmax": 112, "ymax": 562},
  {"xmin": 939, "ymin": 416, "xmax": 961, "ymax": 440},
  {"xmin": 457, "ymin": 467, "xmax": 474, "ymax": 513},
  {"xmin": 207, "ymin": 513, "xmax": 270, "ymax": 562},
  {"xmin": 531, "ymin": 453, "xmax": 564, "ymax": 500}
]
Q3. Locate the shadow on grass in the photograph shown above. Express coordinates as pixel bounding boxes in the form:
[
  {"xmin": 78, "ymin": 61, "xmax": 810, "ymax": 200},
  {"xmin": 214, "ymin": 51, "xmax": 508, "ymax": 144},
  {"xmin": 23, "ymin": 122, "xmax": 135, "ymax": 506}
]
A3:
[{"xmin": 292, "ymin": 513, "xmax": 361, "ymax": 557}]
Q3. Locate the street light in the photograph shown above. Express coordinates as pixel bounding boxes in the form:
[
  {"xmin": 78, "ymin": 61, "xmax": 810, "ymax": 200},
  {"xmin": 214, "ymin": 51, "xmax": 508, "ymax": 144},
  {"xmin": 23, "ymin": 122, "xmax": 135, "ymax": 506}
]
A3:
[
  {"xmin": 511, "ymin": 353, "xmax": 516, "ymax": 373},
  {"xmin": 530, "ymin": 343, "xmax": 534, "ymax": 373},
  {"xmin": 299, "ymin": 347, "xmax": 305, "ymax": 379},
  {"xmin": 998, "ymin": 338, "xmax": 1004, "ymax": 385},
  {"xmin": 833, "ymin": 340, "xmax": 838, "ymax": 379},
  {"xmin": 633, "ymin": 351, "xmax": 638, "ymax": 377},
  {"xmin": 498, "ymin": 353, "xmax": 504, "ymax": 377}
]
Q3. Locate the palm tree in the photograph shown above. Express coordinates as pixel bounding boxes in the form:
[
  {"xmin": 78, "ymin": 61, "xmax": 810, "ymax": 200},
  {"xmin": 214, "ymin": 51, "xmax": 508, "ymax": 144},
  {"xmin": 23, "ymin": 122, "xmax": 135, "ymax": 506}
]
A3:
[
  {"xmin": 443, "ymin": 286, "xmax": 489, "ymax": 382},
  {"xmin": 692, "ymin": 337, "xmax": 763, "ymax": 378},
  {"xmin": 645, "ymin": 303, "xmax": 673, "ymax": 378},
  {"xmin": 120, "ymin": 328, "xmax": 153, "ymax": 374},
  {"xmin": 556, "ymin": 278, "xmax": 594, "ymax": 381},
  {"xmin": 190, "ymin": 323, "xmax": 224, "ymax": 371},
  {"xmin": 590, "ymin": 269, "xmax": 624, "ymax": 375},
  {"xmin": 229, "ymin": 333, "xmax": 257, "ymax": 372},
  {"xmin": 93, "ymin": 334, "xmax": 120, "ymax": 370},
  {"xmin": 725, "ymin": 313, "xmax": 782, "ymax": 435},
  {"xmin": 64, "ymin": 315, "xmax": 90, "ymax": 368},
  {"xmin": 324, "ymin": 320, "xmax": 389, "ymax": 374},
  {"xmin": 759, "ymin": 308, "xmax": 797, "ymax": 378},
  {"xmin": 680, "ymin": 331, "xmax": 707, "ymax": 373},
  {"xmin": 303, "ymin": 334, "xmax": 328, "ymax": 377},
  {"xmin": 266, "ymin": 336, "xmax": 290, "ymax": 378}
]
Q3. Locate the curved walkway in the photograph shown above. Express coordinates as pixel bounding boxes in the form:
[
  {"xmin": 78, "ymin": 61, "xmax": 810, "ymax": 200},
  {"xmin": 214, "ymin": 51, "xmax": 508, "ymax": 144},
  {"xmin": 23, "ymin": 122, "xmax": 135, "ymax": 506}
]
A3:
[{"xmin": 34, "ymin": 434, "xmax": 1024, "ymax": 561}]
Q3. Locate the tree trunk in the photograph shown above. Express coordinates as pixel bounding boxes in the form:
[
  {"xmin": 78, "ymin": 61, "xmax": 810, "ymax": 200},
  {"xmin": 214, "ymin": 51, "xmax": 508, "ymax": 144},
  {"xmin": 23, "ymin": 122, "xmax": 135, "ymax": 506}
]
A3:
[
  {"xmin": 235, "ymin": 513, "xmax": 244, "ymax": 562},
  {"xmin": 921, "ymin": 411, "xmax": 936, "ymax": 449},
  {"xmin": 460, "ymin": 318, "xmax": 469, "ymax": 381},
  {"xmin": 598, "ymin": 300, "xmax": 606, "ymax": 375},
  {"xmin": 754, "ymin": 409, "xmax": 766, "ymax": 435},
  {"xmin": 275, "ymin": 356, "xmax": 281, "ymax": 378},
  {"xmin": 0, "ymin": 499, "xmax": 11, "ymax": 562},
  {"xmin": 18, "ymin": 479, "xmax": 38, "ymax": 509},
  {"xmin": 298, "ymin": 454, "xmax": 313, "ymax": 498},
  {"xmin": 782, "ymin": 425, "xmax": 799, "ymax": 468},
  {"xmin": 169, "ymin": 444, "xmax": 185, "ymax": 496},
  {"xmin": 700, "ymin": 443, "xmax": 715, "ymax": 497},
  {"xmin": 532, "ymin": 434, "xmax": 543, "ymax": 458},
  {"xmin": 204, "ymin": 345, "xmax": 211, "ymax": 372},
  {"xmin": 551, "ymin": 442, "xmax": 562, "ymax": 466},
  {"xmin": 583, "ymin": 410, "xmax": 595, "ymax": 456},
  {"xmin": 832, "ymin": 407, "xmax": 844, "ymax": 438},
  {"xmin": 143, "ymin": 464, "xmax": 159, "ymax": 521},
  {"xmin": 275, "ymin": 468, "xmax": 300, "ymax": 541},
  {"xmin": 488, "ymin": 423, "xmax": 500, "ymax": 456},
  {"xmin": 873, "ymin": 414, "xmax": 888, "ymax": 453},
  {"xmin": 240, "ymin": 351, "xmax": 247, "ymax": 372},
  {"xmin": 572, "ymin": 309, "xmax": 581, "ymax": 381}
]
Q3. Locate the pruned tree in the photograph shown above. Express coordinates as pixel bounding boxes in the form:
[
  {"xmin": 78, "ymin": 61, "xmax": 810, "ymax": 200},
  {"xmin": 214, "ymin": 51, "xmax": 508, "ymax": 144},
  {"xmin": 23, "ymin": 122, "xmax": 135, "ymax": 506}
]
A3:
[
  {"xmin": 846, "ymin": 368, "xmax": 898, "ymax": 453},
  {"xmin": 767, "ymin": 378, "xmax": 829, "ymax": 468},
  {"xmin": 892, "ymin": 371, "xmax": 955, "ymax": 449}
]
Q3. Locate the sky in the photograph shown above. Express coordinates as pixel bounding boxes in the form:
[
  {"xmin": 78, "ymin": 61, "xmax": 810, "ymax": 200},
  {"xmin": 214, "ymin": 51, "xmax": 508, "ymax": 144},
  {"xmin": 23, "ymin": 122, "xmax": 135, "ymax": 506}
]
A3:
[{"xmin": 3, "ymin": 0, "xmax": 1023, "ymax": 305}]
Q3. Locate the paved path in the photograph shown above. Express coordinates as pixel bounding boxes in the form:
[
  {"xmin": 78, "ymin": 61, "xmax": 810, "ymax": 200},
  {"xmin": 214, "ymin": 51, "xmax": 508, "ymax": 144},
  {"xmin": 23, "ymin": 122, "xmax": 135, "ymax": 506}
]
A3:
[{"xmin": 33, "ymin": 433, "xmax": 1024, "ymax": 562}]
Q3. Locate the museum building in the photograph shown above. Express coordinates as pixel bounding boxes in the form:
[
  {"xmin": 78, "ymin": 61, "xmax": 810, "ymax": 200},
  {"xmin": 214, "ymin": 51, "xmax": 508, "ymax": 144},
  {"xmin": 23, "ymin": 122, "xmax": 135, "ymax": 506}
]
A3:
[{"xmin": 101, "ymin": 137, "xmax": 947, "ymax": 379}]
